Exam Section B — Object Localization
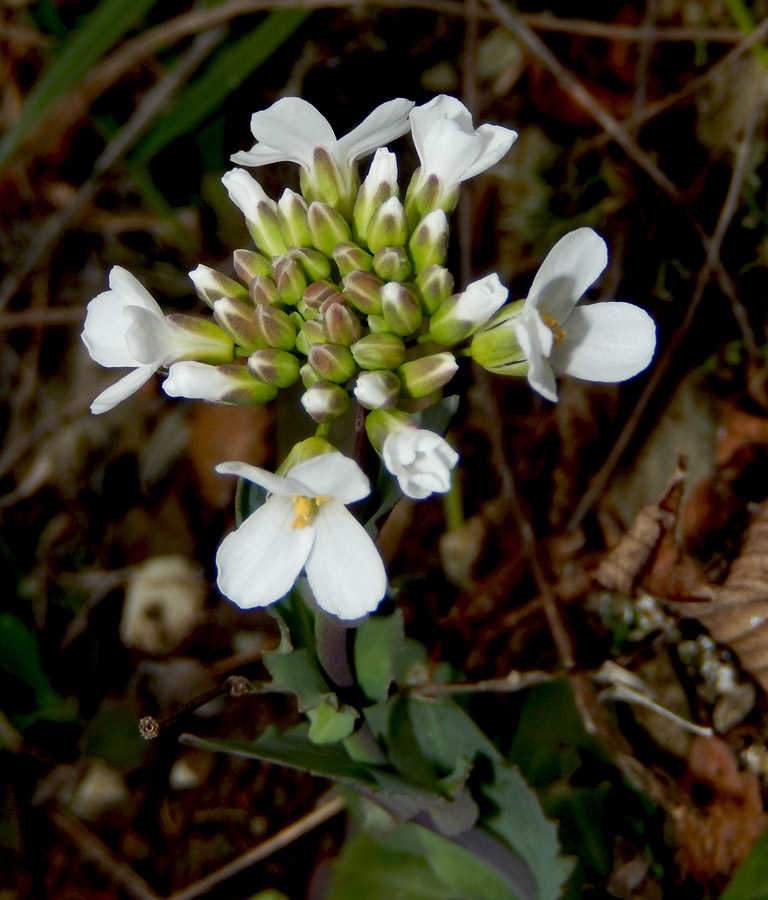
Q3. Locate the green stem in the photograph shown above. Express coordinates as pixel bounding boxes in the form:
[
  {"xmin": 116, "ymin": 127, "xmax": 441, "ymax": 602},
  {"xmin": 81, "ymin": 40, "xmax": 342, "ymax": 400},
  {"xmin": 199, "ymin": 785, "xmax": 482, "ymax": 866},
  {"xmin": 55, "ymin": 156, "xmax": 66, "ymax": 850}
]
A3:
[
  {"xmin": 315, "ymin": 422, "xmax": 331, "ymax": 439},
  {"xmin": 442, "ymin": 463, "xmax": 464, "ymax": 532}
]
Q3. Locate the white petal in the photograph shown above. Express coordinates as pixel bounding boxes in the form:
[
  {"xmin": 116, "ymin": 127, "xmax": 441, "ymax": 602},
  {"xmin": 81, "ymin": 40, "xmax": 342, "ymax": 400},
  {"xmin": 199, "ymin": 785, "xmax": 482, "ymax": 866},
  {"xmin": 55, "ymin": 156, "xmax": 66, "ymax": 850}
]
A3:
[
  {"xmin": 419, "ymin": 125, "xmax": 480, "ymax": 186},
  {"xmin": 216, "ymin": 495, "xmax": 313, "ymax": 609},
  {"xmin": 516, "ymin": 318, "xmax": 557, "ymax": 402},
  {"xmin": 526, "ymin": 228, "xmax": 608, "ymax": 324},
  {"xmin": 460, "ymin": 123, "xmax": 518, "ymax": 181},
  {"xmin": 124, "ymin": 306, "xmax": 177, "ymax": 365},
  {"xmin": 287, "ymin": 452, "xmax": 371, "ymax": 505},
  {"xmin": 222, "ymin": 169, "xmax": 276, "ymax": 218},
  {"xmin": 550, "ymin": 302, "xmax": 657, "ymax": 382},
  {"xmin": 82, "ymin": 291, "xmax": 137, "ymax": 368},
  {"xmin": 410, "ymin": 95, "xmax": 472, "ymax": 162},
  {"xmin": 108, "ymin": 267, "xmax": 165, "ymax": 315},
  {"xmin": 215, "ymin": 460, "xmax": 298, "ymax": 498},
  {"xmin": 336, "ymin": 98, "xmax": 414, "ymax": 165},
  {"xmin": 89, "ymin": 365, "xmax": 157, "ymax": 414},
  {"xmin": 305, "ymin": 502, "xmax": 387, "ymax": 619},
  {"xmin": 235, "ymin": 97, "xmax": 338, "ymax": 169}
]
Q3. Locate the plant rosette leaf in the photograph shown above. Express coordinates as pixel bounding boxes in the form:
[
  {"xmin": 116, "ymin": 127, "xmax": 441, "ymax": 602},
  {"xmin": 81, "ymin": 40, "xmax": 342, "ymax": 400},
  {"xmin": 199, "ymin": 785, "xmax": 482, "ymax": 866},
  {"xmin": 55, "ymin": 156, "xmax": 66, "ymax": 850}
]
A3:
[{"xmin": 354, "ymin": 609, "xmax": 404, "ymax": 702}]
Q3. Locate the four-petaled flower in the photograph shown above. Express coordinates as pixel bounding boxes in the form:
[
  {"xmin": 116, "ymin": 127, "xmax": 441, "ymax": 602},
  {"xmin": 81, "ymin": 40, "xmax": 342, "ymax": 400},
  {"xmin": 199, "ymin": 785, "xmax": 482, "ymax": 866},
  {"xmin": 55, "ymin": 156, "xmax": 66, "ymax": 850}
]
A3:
[
  {"xmin": 215, "ymin": 452, "xmax": 387, "ymax": 620},
  {"xmin": 407, "ymin": 95, "xmax": 518, "ymax": 215},
  {"xmin": 382, "ymin": 427, "xmax": 459, "ymax": 500}
]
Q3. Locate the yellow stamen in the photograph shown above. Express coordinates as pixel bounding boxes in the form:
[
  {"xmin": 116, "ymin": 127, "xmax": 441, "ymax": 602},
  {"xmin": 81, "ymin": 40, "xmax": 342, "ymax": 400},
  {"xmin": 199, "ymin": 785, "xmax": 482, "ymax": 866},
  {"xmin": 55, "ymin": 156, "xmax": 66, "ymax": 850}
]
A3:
[
  {"xmin": 291, "ymin": 494, "xmax": 331, "ymax": 529},
  {"xmin": 542, "ymin": 314, "xmax": 566, "ymax": 346}
]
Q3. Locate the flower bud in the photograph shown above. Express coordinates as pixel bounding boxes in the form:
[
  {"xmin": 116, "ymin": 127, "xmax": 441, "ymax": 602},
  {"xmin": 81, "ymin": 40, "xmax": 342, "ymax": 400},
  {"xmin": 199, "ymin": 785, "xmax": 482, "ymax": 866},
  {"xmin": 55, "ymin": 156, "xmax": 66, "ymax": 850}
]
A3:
[
  {"xmin": 162, "ymin": 314, "xmax": 235, "ymax": 364},
  {"xmin": 342, "ymin": 271, "xmax": 383, "ymax": 316},
  {"xmin": 290, "ymin": 247, "xmax": 332, "ymax": 282},
  {"xmin": 295, "ymin": 318, "xmax": 327, "ymax": 355},
  {"xmin": 300, "ymin": 362, "xmax": 322, "ymax": 388},
  {"xmin": 308, "ymin": 201, "xmax": 352, "ymax": 256},
  {"xmin": 247, "ymin": 349, "xmax": 301, "ymax": 387},
  {"xmin": 381, "ymin": 282, "xmax": 422, "ymax": 336},
  {"xmin": 189, "ymin": 264, "xmax": 251, "ymax": 309},
  {"xmin": 272, "ymin": 255, "xmax": 307, "ymax": 306},
  {"xmin": 308, "ymin": 343, "xmax": 357, "ymax": 383},
  {"xmin": 277, "ymin": 436, "xmax": 337, "ymax": 475},
  {"xmin": 354, "ymin": 148, "xmax": 399, "ymax": 245},
  {"xmin": 253, "ymin": 304, "xmax": 297, "ymax": 351},
  {"xmin": 429, "ymin": 273, "xmax": 508, "ymax": 346},
  {"xmin": 365, "ymin": 408, "xmax": 413, "ymax": 454},
  {"xmin": 366, "ymin": 197, "xmax": 408, "ymax": 254},
  {"xmin": 409, "ymin": 209, "xmax": 449, "ymax": 273},
  {"xmin": 397, "ymin": 352, "xmax": 458, "ymax": 398},
  {"xmin": 373, "ymin": 246, "xmax": 412, "ymax": 282},
  {"xmin": 468, "ymin": 301, "xmax": 527, "ymax": 375},
  {"xmin": 301, "ymin": 381, "xmax": 350, "ymax": 423},
  {"xmin": 233, "ymin": 249, "xmax": 273, "ymax": 283},
  {"xmin": 351, "ymin": 332, "xmax": 406, "ymax": 370},
  {"xmin": 366, "ymin": 315, "xmax": 389, "ymax": 334},
  {"xmin": 163, "ymin": 361, "xmax": 277, "ymax": 405},
  {"xmin": 333, "ymin": 241, "xmax": 374, "ymax": 277},
  {"xmin": 321, "ymin": 297, "xmax": 362, "ymax": 346},
  {"xmin": 213, "ymin": 297, "xmax": 263, "ymax": 351},
  {"xmin": 353, "ymin": 371, "xmax": 400, "ymax": 409},
  {"xmin": 300, "ymin": 147, "xmax": 358, "ymax": 220},
  {"xmin": 277, "ymin": 189, "xmax": 312, "ymax": 248},
  {"xmin": 249, "ymin": 274, "xmax": 281, "ymax": 307},
  {"xmin": 304, "ymin": 280, "xmax": 341, "ymax": 312},
  {"xmin": 414, "ymin": 265, "xmax": 455, "ymax": 315},
  {"xmin": 222, "ymin": 169, "xmax": 286, "ymax": 257},
  {"xmin": 405, "ymin": 169, "xmax": 458, "ymax": 220}
]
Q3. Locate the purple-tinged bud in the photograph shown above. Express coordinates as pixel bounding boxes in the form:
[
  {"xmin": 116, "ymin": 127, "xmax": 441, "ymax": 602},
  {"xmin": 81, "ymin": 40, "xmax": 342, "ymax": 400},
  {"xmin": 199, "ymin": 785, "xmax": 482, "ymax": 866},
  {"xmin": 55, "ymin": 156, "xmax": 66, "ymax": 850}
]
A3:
[
  {"xmin": 299, "ymin": 146, "xmax": 359, "ymax": 220},
  {"xmin": 301, "ymin": 381, "xmax": 350, "ymax": 423},
  {"xmin": 397, "ymin": 352, "xmax": 458, "ymax": 398},
  {"xmin": 342, "ymin": 271, "xmax": 384, "ymax": 316},
  {"xmin": 163, "ymin": 361, "xmax": 277, "ymax": 405},
  {"xmin": 253, "ymin": 304, "xmax": 297, "ymax": 351},
  {"xmin": 321, "ymin": 298, "xmax": 362, "ymax": 346},
  {"xmin": 366, "ymin": 197, "xmax": 409, "ymax": 254},
  {"xmin": 354, "ymin": 148, "xmax": 399, "ymax": 245},
  {"xmin": 353, "ymin": 371, "xmax": 400, "ymax": 410},
  {"xmin": 404, "ymin": 169, "xmax": 456, "ymax": 220},
  {"xmin": 277, "ymin": 189, "xmax": 312, "ymax": 248},
  {"xmin": 272, "ymin": 255, "xmax": 307, "ymax": 306},
  {"xmin": 189, "ymin": 265, "xmax": 251, "ymax": 309},
  {"xmin": 295, "ymin": 319, "xmax": 327, "ymax": 355},
  {"xmin": 373, "ymin": 246, "xmax": 412, "ymax": 282},
  {"xmin": 213, "ymin": 297, "xmax": 263, "ymax": 351},
  {"xmin": 290, "ymin": 247, "xmax": 332, "ymax": 282},
  {"xmin": 409, "ymin": 209, "xmax": 449, "ymax": 273},
  {"xmin": 414, "ymin": 265, "xmax": 455, "ymax": 315},
  {"xmin": 429, "ymin": 273, "xmax": 508, "ymax": 346},
  {"xmin": 222, "ymin": 169, "xmax": 287, "ymax": 257},
  {"xmin": 304, "ymin": 280, "xmax": 341, "ymax": 312},
  {"xmin": 333, "ymin": 241, "xmax": 374, "ymax": 277},
  {"xmin": 308, "ymin": 201, "xmax": 352, "ymax": 256},
  {"xmin": 162, "ymin": 314, "xmax": 235, "ymax": 364},
  {"xmin": 351, "ymin": 332, "xmax": 406, "ymax": 370},
  {"xmin": 247, "ymin": 349, "xmax": 301, "ymax": 387},
  {"xmin": 381, "ymin": 282, "xmax": 422, "ymax": 336},
  {"xmin": 249, "ymin": 274, "xmax": 281, "ymax": 307},
  {"xmin": 308, "ymin": 343, "xmax": 357, "ymax": 384},
  {"xmin": 233, "ymin": 249, "xmax": 272, "ymax": 284}
]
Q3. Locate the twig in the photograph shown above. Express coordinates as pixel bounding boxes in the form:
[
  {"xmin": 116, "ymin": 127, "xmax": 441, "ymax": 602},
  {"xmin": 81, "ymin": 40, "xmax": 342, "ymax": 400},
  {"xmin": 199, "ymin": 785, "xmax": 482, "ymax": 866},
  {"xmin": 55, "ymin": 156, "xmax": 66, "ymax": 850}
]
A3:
[
  {"xmin": 165, "ymin": 793, "xmax": 346, "ymax": 900},
  {"xmin": 0, "ymin": 306, "xmax": 84, "ymax": 330},
  {"xmin": 408, "ymin": 669, "xmax": 556, "ymax": 696},
  {"xmin": 0, "ymin": 707, "xmax": 24, "ymax": 753},
  {"xmin": 567, "ymin": 103, "xmax": 761, "ymax": 530}
]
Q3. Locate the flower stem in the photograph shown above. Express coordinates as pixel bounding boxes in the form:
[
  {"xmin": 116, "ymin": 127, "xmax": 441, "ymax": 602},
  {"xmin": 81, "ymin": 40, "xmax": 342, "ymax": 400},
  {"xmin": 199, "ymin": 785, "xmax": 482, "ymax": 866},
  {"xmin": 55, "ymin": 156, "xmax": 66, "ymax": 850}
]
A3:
[{"xmin": 442, "ymin": 464, "xmax": 464, "ymax": 531}]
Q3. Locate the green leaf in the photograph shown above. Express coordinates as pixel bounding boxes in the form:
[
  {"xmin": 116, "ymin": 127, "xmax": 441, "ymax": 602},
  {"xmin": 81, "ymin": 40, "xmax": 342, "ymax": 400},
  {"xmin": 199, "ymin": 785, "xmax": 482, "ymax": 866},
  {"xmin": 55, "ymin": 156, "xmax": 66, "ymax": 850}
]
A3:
[
  {"xmin": 0, "ymin": 613, "xmax": 53, "ymax": 699},
  {"xmin": 307, "ymin": 699, "xmax": 358, "ymax": 744},
  {"xmin": 354, "ymin": 610, "xmax": 404, "ymax": 702},
  {"xmin": 263, "ymin": 647, "xmax": 332, "ymax": 712},
  {"xmin": 132, "ymin": 10, "xmax": 309, "ymax": 165},
  {"xmin": 720, "ymin": 825, "xmax": 768, "ymax": 900},
  {"xmin": 0, "ymin": 0, "xmax": 156, "ymax": 171}
]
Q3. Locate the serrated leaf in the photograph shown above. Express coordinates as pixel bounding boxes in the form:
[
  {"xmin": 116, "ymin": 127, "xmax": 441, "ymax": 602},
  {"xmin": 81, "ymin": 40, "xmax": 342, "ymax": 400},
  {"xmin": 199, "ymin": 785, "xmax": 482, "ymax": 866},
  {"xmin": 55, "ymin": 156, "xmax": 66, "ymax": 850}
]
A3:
[
  {"xmin": 307, "ymin": 699, "xmax": 358, "ymax": 744},
  {"xmin": 354, "ymin": 610, "xmax": 404, "ymax": 702}
]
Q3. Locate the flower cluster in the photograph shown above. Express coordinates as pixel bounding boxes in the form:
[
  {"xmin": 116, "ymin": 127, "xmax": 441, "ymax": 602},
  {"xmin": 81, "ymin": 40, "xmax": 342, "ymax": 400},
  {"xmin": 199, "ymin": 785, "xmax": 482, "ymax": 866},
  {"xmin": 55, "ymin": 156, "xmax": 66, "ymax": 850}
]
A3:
[{"xmin": 81, "ymin": 94, "xmax": 657, "ymax": 620}]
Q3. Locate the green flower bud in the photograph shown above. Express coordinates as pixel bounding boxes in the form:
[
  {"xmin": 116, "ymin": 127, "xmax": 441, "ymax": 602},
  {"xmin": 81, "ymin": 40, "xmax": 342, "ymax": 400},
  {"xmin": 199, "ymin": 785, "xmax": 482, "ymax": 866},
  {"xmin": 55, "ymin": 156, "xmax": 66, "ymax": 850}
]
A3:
[
  {"xmin": 381, "ymin": 282, "xmax": 422, "ymax": 336},
  {"xmin": 277, "ymin": 436, "xmax": 337, "ymax": 475},
  {"xmin": 308, "ymin": 201, "xmax": 352, "ymax": 256},
  {"xmin": 404, "ymin": 169, "xmax": 457, "ymax": 220},
  {"xmin": 247, "ymin": 348, "xmax": 301, "ymax": 387},
  {"xmin": 365, "ymin": 407, "xmax": 413, "ymax": 454},
  {"xmin": 213, "ymin": 297, "xmax": 263, "ymax": 352},
  {"xmin": 429, "ymin": 273, "xmax": 508, "ymax": 347},
  {"xmin": 300, "ymin": 362, "xmax": 322, "ymax": 388},
  {"xmin": 366, "ymin": 197, "xmax": 409, "ymax": 254},
  {"xmin": 353, "ymin": 370, "xmax": 400, "ymax": 410},
  {"xmin": 304, "ymin": 280, "xmax": 341, "ymax": 312},
  {"xmin": 253, "ymin": 304, "xmax": 298, "ymax": 351},
  {"xmin": 249, "ymin": 274, "xmax": 281, "ymax": 307},
  {"xmin": 222, "ymin": 169, "xmax": 287, "ymax": 257},
  {"xmin": 414, "ymin": 265, "xmax": 455, "ymax": 315},
  {"xmin": 321, "ymin": 297, "xmax": 362, "ymax": 346},
  {"xmin": 342, "ymin": 271, "xmax": 384, "ymax": 316},
  {"xmin": 277, "ymin": 189, "xmax": 312, "ymax": 248},
  {"xmin": 300, "ymin": 147, "xmax": 358, "ymax": 220},
  {"xmin": 353, "ymin": 148, "xmax": 399, "ymax": 245},
  {"xmin": 301, "ymin": 381, "xmax": 350, "ymax": 423},
  {"xmin": 397, "ymin": 351, "xmax": 458, "ymax": 398},
  {"xmin": 233, "ymin": 249, "xmax": 273, "ymax": 284},
  {"xmin": 308, "ymin": 343, "xmax": 357, "ymax": 383},
  {"xmin": 272, "ymin": 255, "xmax": 307, "ymax": 306},
  {"xmin": 296, "ymin": 318, "xmax": 327, "ymax": 355},
  {"xmin": 164, "ymin": 314, "xmax": 235, "ymax": 364},
  {"xmin": 333, "ymin": 241, "xmax": 374, "ymax": 277},
  {"xmin": 409, "ymin": 209, "xmax": 449, "ymax": 273},
  {"xmin": 373, "ymin": 246, "xmax": 412, "ymax": 282},
  {"xmin": 351, "ymin": 332, "xmax": 406, "ymax": 370},
  {"xmin": 366, "ymin": 314, "xmax": 389, "ymax": 333},
  {"xmin": 290, "ymin": 247, "xmax": 332, "ymax": 282},
  {"xmin": 468, "ymin": 301, "xmax": 527, "ymax": 375},
  {"xmin": 189, "ymin": 264, "xmax": 251, "ymax": 309}
]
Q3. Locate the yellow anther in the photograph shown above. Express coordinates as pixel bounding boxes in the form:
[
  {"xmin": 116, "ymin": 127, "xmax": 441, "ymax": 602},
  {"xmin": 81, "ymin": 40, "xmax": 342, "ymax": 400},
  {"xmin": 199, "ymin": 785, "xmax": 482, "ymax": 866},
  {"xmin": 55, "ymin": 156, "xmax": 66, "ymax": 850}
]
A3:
[
  {"xmin": 292, "ymin": 496, "xmax": 316, "ymax": 529},
  {"xmin": 542, "ymin": 314, "xmax": 565, "ymax": 345}
]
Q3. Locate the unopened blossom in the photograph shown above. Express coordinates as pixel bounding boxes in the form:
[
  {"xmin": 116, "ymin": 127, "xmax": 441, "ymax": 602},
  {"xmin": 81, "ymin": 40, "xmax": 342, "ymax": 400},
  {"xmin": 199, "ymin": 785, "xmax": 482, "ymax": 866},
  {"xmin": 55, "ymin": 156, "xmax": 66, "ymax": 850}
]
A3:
[
  {"xmin": 406, "ymin": 95, "xmax": 518, "ymax": 215},
  {"xmin": 215, "ymin": 451, "xmax": 387, "ymax": 619},
  {"xmin": 163, "ymin": 361, "xmax": 277, "ymax": 405},
  {"xmin": 471, "ymin": 228, "xmax": 657, "ymax": 402},
  {"xmin": 81, "ymin": 267, "xmax": 233, "ymax": 415},
  {"xmin": 231, "ymin": 96, "xmax": 414, "ymax": 216},
  {"xmin": 383, "ymin": 427, "xmax": 458, "ymax": 499},
  {"xmin": 429, "ymin": 272, "xmax": 508, "ymax": 346}
]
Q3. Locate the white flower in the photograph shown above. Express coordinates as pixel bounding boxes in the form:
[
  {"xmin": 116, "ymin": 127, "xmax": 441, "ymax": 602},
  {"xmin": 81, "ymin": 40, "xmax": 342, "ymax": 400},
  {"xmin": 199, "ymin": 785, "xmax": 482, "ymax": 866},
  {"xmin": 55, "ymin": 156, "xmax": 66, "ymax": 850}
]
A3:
[
  {"xmin": 81, "ymin": 267, "xmax": 233, "ymax": 415},
  {"xmin": 430, "ymin": 272, "xmax": 508, "ymax": 345},
  {"xmin": 162, "ymin": 361, "xmax": 277, "ymax": 405},
  {"xmin": 231, "ymin": 97, "xmax": 414, "ymax": 214},
  {"xmin": 215, "ymin": 453, "xmax": 387, "ymax": 619},
  {"xmin": 515, "ymin": 228, "xmax": 656, "ymax": 401},
  {"xmin": 407, "ymin": 95, "xmax": 517, "ymax": 213},
  {"xmin": 382, "ymin": 428, "xmax": 459, "ymax": 500}
]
